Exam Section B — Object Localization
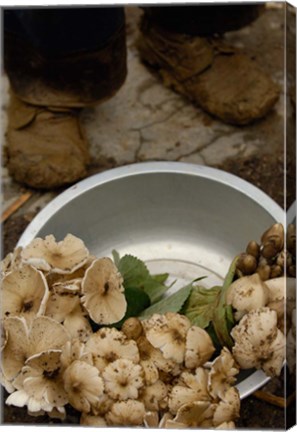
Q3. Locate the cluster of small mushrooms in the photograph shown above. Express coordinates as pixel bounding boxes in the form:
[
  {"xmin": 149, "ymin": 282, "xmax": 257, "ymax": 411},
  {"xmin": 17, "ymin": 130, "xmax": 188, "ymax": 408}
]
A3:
[{"xmin": 0, "ymin": 224, "xmax": 295, "ymax": 427}]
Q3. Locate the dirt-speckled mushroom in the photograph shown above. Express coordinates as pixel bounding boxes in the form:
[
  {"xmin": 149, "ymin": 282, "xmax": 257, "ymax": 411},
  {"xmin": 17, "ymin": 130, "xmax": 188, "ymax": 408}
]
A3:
[
  {"xmin": 81, "ymin": 257, "xmax": 127, "ymax": 325},
  {"xmin": 105, "ymin": 399, "xmax": 146, "ymax": 426},
  {"xmin": 2, "ymin": 316, "xmax": 70, "ymax": 383},
  {"xmin": 80, "ymin": 413, "xmax": 107, "ymax": 426},
  {"xmin": 63, "ymin": 359, "xmax": 105, "ymax": 413},
  {"xmin": 212, "ymin": 387, "xmax": 240, "ymax": 427},
  {"xmin": 141, "ymin": 379, "xmax": 168, "ymax": 411},
  {"xmin": 231, "ymin": 307, "xmax": 285, "ymax": 377},
  {"xmin": 168, "ymin": 368, "xmax": 209, "ymax": 415},
  {"xmin": 208, "ymin": 347, "xmax": 239, "ymax": 400},
  {"xmin": 142, "ymin": 312, "xmax": 191, "ymax": 364},
  {"xmin": 1, "ymin": 264, "xmax": 49, "ymax": 324},
  {"xmin": 102, "ymin": 358, "xmax": 144, "ymax": 401},
  {"xmin": 166, "ymin": 400, "xmax": 214, "ymax": 428},
  {"xmin": 21, "ymin": 234, "xmax": 89, "ymax": 274},
  {"xmin": 85, "ymin": 327, "xmax": 139, "ymax": 373},
  {"xmin": 6, "ymin": 350, "xmax": 68, "ymax": 414},
  {"xmin": 226, "ymin": 273, "xmax": 269, "ymax": 319},
  {"xmin": 185, "ymin": 326, "xmax": 215, "ymax": 369}
]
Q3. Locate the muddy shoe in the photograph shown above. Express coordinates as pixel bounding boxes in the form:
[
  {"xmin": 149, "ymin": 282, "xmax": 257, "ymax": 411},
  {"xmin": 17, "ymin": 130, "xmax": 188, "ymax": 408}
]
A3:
[
  {"xmin": 138, "ymin": 17, "xmax": 280, "ymax": 125},
  {"xmin": 5, "ymin": 93, "xmax": 90, "ymax": 189}
]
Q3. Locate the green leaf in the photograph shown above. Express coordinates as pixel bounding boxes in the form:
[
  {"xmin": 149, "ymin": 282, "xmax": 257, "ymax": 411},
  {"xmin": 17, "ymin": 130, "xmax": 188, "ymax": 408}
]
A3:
[
  {"xmin": 151, "ymin": 273, "xmax": 169, "ymax": 284},
  {"xmin": 182, "ymin": 285, "xmax": 221, "ymax": 329},
  {"xmin": 212, "ymin": 256, "xmax": 238, "ymax": 349},
  {"xmin": 139, "ymin": 282, "xmax": 193, "ymax": 319},
  {"xmin": 112, "ymin": 249, "xmax": 121, "ymax": 267},
  {"xmin": 142, "ymin": 278, "xmax": 170, "ymax": 303},
  {"xmin": 117, "ymin": 254, "xmax": 150, "ymax": 288}
]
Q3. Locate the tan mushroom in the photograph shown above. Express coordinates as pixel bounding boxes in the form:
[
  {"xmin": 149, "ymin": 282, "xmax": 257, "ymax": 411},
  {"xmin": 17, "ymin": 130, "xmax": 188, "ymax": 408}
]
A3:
[
  {"xmin": 85, "ymin": 327, "xmax": 139, "ymax": 373},
  {"xmin": 231, "ymin": 307, "xmax": 285, "ymax": 377},
  {"xmin": 21, "ymin": 234, "xmax": 89, "ymax": 274},
  {"xmin": 185, "ymin": 326, "xmax": 215, "ymax": 369},
  {"xmin": 1, "ymin": 247, "xmax": 22, "ymax": 276},
  {"xmin": 142, "ymin": 312, "xmax": 191, "ymax": 364},
  {"xmin": 140, "ymin": 379, "xmax": 168, "ymax": 411},
  {"xmin": 165, "ymin": 400, "xmax": 214, "ymax": 428},
  {"xmin": 81, "ymin": 257, "xmax": 127, "ymax": 325},
  {"xmin": 102, "ymin": 358, "xmax": 144, "ymax": 401},
  {"xmin": 105, "ymin": 399, "xmax": 146, "ymax": 426},
  {"xmin": 80, "ymin": 413, "xmax": 107, "ymax": 426},
  {"xmin": 63, "ymin": 359, "xmax": 105, "ymax": 413},
  {"xmin": 6, "ymin": 350, "xmax": 68, "ymax": 414},
  {"xmin": 143, "ymin": 410, "xmax": 159, "ymax": 428},
  {"xmin": 60, "ymin": 339, "xmax": 93, "ymax": 369},
  {"xmin": 212, "ymin": 387, "xmax": 240, "ymax": 427},
  {"xmin": 2, "ymin": 316, "xmax": 70, "ymax": 382},
  {"xmin": 168, "ymin": 367, "xmax": 209, "ymax": 415},
  {"xmin": 226, "ymin": 273, "xmax": 269, "ymax": 319},
  {"xmin": 63, "ymin": 303, "xmax": 93, "ymax": 342},
  {"xmin": 1, "ymin": 264, "xmax": 49, "ymax": 324},
  {"xmin": 208, "ymin": 347, "xmax": 239, "ymax": 400},
  {"xmin": 45, "ymin": 285, "xmax": 80, "ymax": 323}
]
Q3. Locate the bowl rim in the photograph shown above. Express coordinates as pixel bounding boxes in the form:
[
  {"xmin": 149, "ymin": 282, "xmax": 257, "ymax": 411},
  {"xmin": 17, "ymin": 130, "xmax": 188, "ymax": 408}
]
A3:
[
  {"xmin": 18, "ymin": 161, "xmax": 284, "ymax": 247},
  {"xmin": 16, "ymin": 161, "xmax": 285, "ymax": 400}
]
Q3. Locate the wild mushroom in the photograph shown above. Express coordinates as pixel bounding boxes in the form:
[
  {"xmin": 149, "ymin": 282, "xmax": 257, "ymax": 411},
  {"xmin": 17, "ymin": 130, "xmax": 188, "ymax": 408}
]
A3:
[
  {"xmin": 85, "ymin": 327, "xmax": 139, "ymax": 373},
  {"xmin": 185, "ymin": 326, "xmax": 215, "ymax": 369},
  {"xmin": 81, "ymin": 257, "xmax": 127, "ymax": 325},
  {"xmin": 208, "ymin": 347, "xmax": 239, "ymax": 400},
  {"xmin": 63, "ymin": 359, "xmax": 105, "ymax": 413},
  {"xmin": 2, "ymin": 316, "xmax": 70, "ymax": 383},
  {"xmin": 168, "ymin": 367, "xmax": 209, "ymax": 415},
  {"xmin": 63, "ymin": 303, "xmax": 93, "ymax": 342},
  {"xmin": 226, "ymin": 273, "xmax": 269, "ymax": 319},
  {"xmin": 165, "ymin": 400, "xmax": 214, "ymax": 428},
  {"xmin": 105, "ymin": 399, "xmax": 146, "ymax": 426},
  {"xmin": 60, "ymin": 339, "xmax": 93, "ymax": 369},
  {"xmin": 45, "ymin": 285, "xmax": 80, "ymax": 323},
  {"xmin": 6, "ymin": 349, "xmax": 68, "ymax": 414},
  {"xmin": 102, "ymin": 358, "xmax": 144, "ymax": 401},
  {"xmin": 212, "ymin": 387, "xmax": 240, "ymax": 427},
  {"xmin": 143, "ymin": 410, "xmax": 159, "ymax": 428},
  {"xmin": 1, "ymin": 247, "xmax": 22, "ymax": 276},
  {"xmin": 1, "ymin": 264, "xmax": 49, "ymax": 324},
  {"xmin": 140, "ymin": 379, "xmax": 168, "ymax": 411},
  {"xmin": 142, "ymin": 312, "xmax": 191, "ymax": 364},
  {"xmin": 231, "ymin": 307, "xmax": 285, "ymax": 377},
  {"xmin": 80, "ymin": 413, "xmax": 107, "ymax": 426},
  {"xmin": 136, "ymin": 334, "xmax": 180, "ymax": 376},
  {"xmin": 21, "ymin": 234, "xmax": 89, "ymax": 274}
]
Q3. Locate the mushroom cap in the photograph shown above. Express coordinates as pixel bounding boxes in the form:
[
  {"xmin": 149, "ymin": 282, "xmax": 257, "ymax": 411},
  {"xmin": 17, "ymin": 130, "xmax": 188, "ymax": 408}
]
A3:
[
  {"xmin": 45, "ymin": 286, "xmax": 80, "ymax": 323},
  {"xmin": 169, "ymin": 400, "xmax": 214, "ymax": 428},
  {"xmin": 143, "ymin": 410, "xmax": 159, "ymax": 428},
  {"xmin": 168, "ymin": 368, "xmax": 209, "ymax": 415},
  {"xmin": 1, "ymin": 264, "xmax": 49, "ymax": 323},
  {"xmin": 80, "ymin": 413, "xmax": 107, "ymax": 426},
  {"xmin": 1, "ymin": 247, "xmax": 22, "ymax": 276},
  {"xmin": 105, "ymin": 399, "xmax": 146, "ymax": 426},
  {"xmin": 231, "ymin": 307, "xmax": 285, "ymax": 376},
  {"xmin": 102, "ymin": 358, "xmax": 144, "ymax": 401},
  {"xmin": 7, "ymin": 350, "xmax": 68, "ymax": 413},
  {"xmin": 63, "ymin": 359, "xmax": 105, "ymax": 413},
  {"xmin": 136, "ymin": 335, "xmax": 179, "ymax": 374},
  {"xmin": 85, "ymin": 327, "xmax": 140, "ymax": 372},
  {"xmin": 212, "ymin": 387, "xmax": 240, "ymax": 427},
  {"xmin": 226, "ymin": 273, "xmax": 269, "ymax": 315},
  {"xmin": 81, "ymin": 257, "xmax": 127, "ymax": 325},
  {"xmin": 208, "ymin": 347, "xmax": 239, "ymax": 400},
  {"xmin": 185, "ymin": 325, "xmax": 215, "ymax": 369},
  {"xmin": 142, "ymin": 312, "xmax": 191, "ymax": 364},
  {"xmin": 63, "ymin": 304, "xmax": 93, "ymax": 342},
  {"xmin": 141, "ymin": 379, "xmax": 168, "ymax": 411},
  {"xmin": 21, "ymin": 234, "xmax": 89, "ymax": 274},
  {"xmin": 2, "ymin": 315, "xmax": 70, "ymax": 381},
  {"xmin": 265, "ymin": 277, "xmax": 295, "ymax": 302}
]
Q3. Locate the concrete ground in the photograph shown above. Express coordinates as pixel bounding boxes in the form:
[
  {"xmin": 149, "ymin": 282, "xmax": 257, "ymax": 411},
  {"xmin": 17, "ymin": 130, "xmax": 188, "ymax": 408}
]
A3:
[{"xmin": 1, "ymin": 2, "xmax": 296, "ymax": 429}]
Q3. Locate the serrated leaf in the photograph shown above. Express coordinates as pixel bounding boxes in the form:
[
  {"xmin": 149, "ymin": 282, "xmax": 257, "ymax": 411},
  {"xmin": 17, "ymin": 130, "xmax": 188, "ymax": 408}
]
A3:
[
  {"xmin": 117, "ymin": 254, "xmax": 150, "ymax": 288},
  {"xmin": 182, "ymin": 285, "xmax": 221, "ymax": 329},
  {"xmin": 139, "ymin": 282, "xmax": 193, "ymax": 319}
]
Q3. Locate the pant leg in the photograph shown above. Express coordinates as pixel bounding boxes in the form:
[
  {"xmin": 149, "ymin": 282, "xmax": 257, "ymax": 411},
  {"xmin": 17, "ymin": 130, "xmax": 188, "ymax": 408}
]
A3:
[
  {"xmin": 4, "ymin": 7, "xmax": 127, "ymax": 106},
  {"xmin": 142, "ymin": 4, "xmax": 265, "ymax": 36}
]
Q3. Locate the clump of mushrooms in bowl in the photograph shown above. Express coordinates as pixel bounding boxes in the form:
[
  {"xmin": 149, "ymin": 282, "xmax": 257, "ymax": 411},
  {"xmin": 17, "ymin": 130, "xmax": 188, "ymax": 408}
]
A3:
[{"xmin": 0, "ymin": 162, "xmax": 294, "ymax": 428}]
